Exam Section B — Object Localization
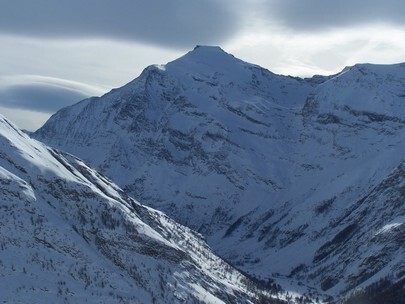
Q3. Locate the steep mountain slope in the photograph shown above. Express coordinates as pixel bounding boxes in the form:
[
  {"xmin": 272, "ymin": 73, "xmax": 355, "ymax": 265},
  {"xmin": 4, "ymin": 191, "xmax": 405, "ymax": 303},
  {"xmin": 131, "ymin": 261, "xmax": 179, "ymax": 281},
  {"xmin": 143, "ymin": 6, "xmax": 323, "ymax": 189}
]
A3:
[
  {"xmin": 34, "ymin": 47, "xmax": 405, "ymax": 300},
  {"xmin": 33, "ymin": 45, "xmax": 314, "ymax": 232},
  {"xmin": 0, "ymin": 114, "xmax": 279, "ymax": 303}
]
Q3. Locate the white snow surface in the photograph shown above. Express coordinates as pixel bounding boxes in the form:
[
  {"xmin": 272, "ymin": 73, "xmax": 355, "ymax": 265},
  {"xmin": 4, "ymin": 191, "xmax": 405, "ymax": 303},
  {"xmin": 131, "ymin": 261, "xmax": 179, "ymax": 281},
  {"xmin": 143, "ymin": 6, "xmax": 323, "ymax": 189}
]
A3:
[
  {"xmin": 33, "ymin": 46, "xmax": 405, "ymax": 300},
  {"xmin": 0, "ymin": 114, "xmax": 268, "ymax": 303}
]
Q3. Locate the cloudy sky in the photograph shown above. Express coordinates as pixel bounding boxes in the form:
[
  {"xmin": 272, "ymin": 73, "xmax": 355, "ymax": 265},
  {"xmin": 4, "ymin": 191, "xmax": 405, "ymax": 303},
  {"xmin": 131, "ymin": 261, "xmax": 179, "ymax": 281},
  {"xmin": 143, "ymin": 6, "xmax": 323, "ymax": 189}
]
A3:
[{"xmin": 1, "ymin": 0, "xmax": 405, "ymax": 130}]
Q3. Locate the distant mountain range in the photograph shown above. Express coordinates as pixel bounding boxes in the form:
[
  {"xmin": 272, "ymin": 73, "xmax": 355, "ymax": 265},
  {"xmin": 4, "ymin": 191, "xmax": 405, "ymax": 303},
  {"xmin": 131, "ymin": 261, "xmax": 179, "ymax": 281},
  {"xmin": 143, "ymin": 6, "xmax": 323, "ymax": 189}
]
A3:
[{"xmin": 29, "ymin": 46, "xmax": 405, "ymax": 302}]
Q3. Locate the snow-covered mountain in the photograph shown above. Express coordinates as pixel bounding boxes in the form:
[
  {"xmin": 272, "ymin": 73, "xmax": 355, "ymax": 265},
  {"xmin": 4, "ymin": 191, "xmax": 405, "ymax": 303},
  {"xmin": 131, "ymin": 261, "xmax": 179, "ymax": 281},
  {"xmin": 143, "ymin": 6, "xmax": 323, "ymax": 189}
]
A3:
[
  {"xmin": 34, "ymin": 46, "xmax": 405, "ymax": 301},
  {"xmin": 0, "ymin": 114, "xmax": 290, "ymax": 303}
]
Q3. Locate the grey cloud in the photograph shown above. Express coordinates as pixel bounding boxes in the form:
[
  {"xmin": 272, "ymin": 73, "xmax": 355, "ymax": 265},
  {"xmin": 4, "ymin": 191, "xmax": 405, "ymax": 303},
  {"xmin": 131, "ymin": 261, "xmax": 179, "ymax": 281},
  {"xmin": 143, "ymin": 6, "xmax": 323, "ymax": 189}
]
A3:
[
  {"xmin": 0, "ymin": 83, "xmax": 89, "ymax": 113},
  {"xmin": 0, "ymin": 0, "xmax": 239, "ymax": 48},
  {"xmin": 265, "ymin": 0, "xmax": 405, "ymax": 31}
]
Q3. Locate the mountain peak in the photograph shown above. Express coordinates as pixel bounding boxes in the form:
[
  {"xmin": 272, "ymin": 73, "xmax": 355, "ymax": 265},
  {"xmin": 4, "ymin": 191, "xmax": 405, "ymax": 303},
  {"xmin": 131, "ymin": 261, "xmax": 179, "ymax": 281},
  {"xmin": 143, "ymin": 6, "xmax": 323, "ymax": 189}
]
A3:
[
  {"xmin": 167, "ymin": 45, "xmax": 237, "ymax": 66},
  {"xmin": 164, "ymin": 45, "xmax": 253, "ymax": 79},
  {"xmin": 183, "ymin": 45, "xmax": 235, "ymax": 62},
  {"xmin": 192, "ymin": 45, "xmax": 226, "ymax": 53}
]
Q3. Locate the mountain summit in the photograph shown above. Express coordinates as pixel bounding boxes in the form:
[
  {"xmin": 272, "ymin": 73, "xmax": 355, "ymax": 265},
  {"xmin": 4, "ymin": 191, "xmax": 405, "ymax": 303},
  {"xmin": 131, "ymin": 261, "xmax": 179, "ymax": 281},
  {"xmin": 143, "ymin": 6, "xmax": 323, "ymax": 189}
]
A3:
[
  {"xmin": 34, "ymin": 47, "xmax": 405, "ymax": 301},
  {"xmin": 166, "ymin": 45, "xmax": 247, "ymax": 73},
  {"xmin": 172, "ymin": 45, "xmax": 234, "ymax": 63}
]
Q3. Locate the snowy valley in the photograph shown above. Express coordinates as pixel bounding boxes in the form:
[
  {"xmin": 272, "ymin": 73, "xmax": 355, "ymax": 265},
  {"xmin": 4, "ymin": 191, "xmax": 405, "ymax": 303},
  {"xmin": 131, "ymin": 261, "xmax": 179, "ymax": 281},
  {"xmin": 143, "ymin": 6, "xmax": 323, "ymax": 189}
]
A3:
[{"xmin": 0, "ymin": 115, "xmax": 287, "ymax": 303}]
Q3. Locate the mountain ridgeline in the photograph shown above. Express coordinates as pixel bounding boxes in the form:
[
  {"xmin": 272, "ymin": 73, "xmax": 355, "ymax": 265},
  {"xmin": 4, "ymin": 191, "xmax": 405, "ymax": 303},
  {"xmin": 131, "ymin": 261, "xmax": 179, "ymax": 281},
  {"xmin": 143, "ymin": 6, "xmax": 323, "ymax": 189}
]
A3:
[{"xmin": 33, "ymin": 46, "xmax": 405, "ymax": 301}]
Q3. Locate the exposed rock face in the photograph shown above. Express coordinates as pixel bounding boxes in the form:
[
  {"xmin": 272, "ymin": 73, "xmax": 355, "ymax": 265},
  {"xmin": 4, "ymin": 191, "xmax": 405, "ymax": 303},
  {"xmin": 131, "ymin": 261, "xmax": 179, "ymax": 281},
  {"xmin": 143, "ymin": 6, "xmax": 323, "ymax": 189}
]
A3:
[{"xmin": 34, "ymin": 46, "xmax": 405, "ymax": 299}]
